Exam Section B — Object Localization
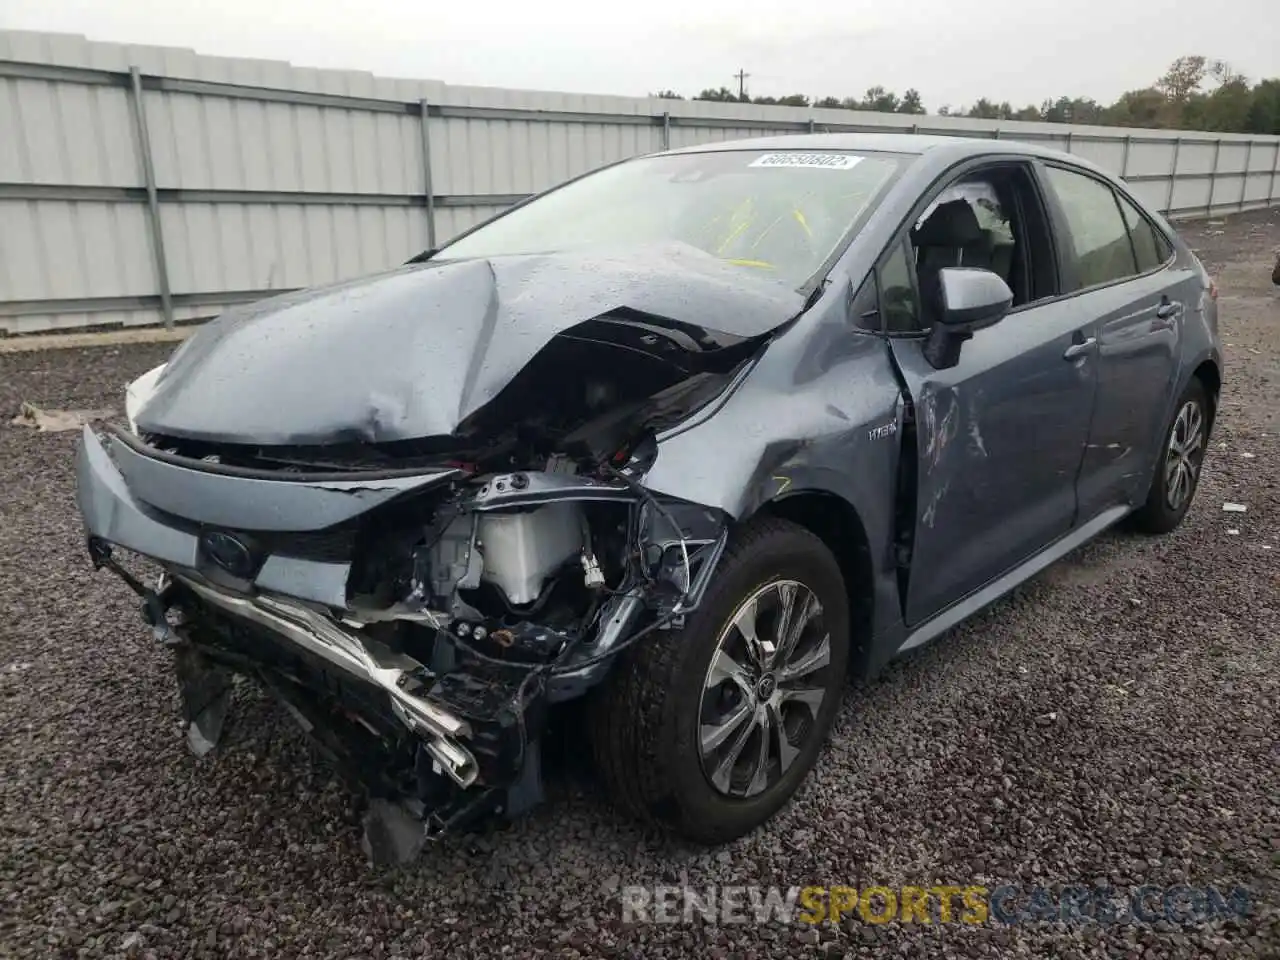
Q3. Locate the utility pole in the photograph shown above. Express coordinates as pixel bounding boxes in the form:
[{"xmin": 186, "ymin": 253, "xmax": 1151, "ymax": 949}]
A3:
[{"xmin": 734, "ymin": 69, "xmax": 750, "ymax": 101}]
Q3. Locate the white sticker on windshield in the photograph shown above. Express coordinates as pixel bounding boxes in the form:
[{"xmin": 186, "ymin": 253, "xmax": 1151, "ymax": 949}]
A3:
[{"xmin": 748, "ymin": 152, "xmax": 863, "ymax": 170}]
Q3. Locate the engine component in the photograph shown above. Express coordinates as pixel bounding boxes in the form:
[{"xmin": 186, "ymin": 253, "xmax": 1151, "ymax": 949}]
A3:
[
  {"xmin": 477, "ymin": 502, "xmax": 584, "ymax": 605},
  {"xmin": 424, "ymin": 514, "xmax": 483, "ymax": 604},
  {"xmin": 581, "ymin": 551, "xmax": 605, "ymax": 590},
  {"xmin": 578, "ymin": 509, "xmax": 606, "ymax": 589}
]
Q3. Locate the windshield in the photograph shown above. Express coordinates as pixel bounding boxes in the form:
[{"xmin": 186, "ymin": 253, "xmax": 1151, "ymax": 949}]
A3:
[{"xmin": 434, "ymin": 149, "xmax": 907, "ymax": 288}]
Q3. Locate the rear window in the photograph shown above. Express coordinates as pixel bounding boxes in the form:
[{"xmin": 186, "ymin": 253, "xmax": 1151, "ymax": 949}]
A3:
[
  {"xmin": 1044, "ymin": 166, "xmax": 1139, "ymax": 290},
  {"xmin": 436, "ymin": 149, "xmax": 908, "ymax": 289}
]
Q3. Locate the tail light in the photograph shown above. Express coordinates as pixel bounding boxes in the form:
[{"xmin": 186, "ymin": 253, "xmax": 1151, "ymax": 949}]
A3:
[{"xmin": 1208, "ymin": 278, "xmax": 1218, "ymax": 301}]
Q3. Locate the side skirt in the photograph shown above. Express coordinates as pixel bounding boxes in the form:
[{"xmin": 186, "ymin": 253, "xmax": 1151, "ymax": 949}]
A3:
[{"xmin": 894, "ymin": 504, "xmax": 1131, "ymax": 656}]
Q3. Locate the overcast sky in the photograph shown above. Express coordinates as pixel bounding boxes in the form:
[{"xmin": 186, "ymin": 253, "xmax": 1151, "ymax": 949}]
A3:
[{"xmin": 3, "ymin": 0, "xmax": 1278, "ymax": 111}]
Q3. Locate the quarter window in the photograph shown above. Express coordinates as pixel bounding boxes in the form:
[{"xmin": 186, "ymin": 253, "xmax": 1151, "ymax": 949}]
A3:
[
  {"xmin": 1045, "ymin": 167, "xmax": 1138, "ymax": 290},
  {"xmin": 1116, "ymin": 193, "xmax": 1172, "ymax": 273},
  {"xmin": 879, "ymin": 239, "xmax": 920, "ymax": 333}
]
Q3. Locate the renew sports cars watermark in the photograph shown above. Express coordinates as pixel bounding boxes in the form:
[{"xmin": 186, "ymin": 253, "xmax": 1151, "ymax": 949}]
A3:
[{"xmin": 620, "ymin": 883, "xmax": 1254, "ymax": 927}]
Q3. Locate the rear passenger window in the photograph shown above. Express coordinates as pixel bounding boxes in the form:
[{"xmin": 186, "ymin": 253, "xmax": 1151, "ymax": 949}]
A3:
[
  {"xmin": 1045, "ymin": 167, "xmax": 1138, "ymax": 290},
  {"xmin": 1117, "ymin": 193, "xmax": 1171, "ymax": 273}
]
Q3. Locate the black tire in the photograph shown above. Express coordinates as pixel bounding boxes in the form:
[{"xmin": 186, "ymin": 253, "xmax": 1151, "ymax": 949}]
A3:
[
  {"xmin": 1131, "ymin": 377, "xmax": 1210, "ymax": 534},
  {"xmin": 588, "ymin": 516, "xmax": 850, "ymax": 844}
]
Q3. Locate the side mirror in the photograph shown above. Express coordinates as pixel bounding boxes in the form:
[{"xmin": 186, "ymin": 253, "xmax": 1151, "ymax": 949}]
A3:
[{"xmin": 922, "ymin": 267, "xmax": 1013, "ymax": 370}]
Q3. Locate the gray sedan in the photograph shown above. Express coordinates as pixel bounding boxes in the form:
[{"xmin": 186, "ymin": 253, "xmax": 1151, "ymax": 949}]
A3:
[{"xmin": 75, "ymin": 133, "xmax": 1221, "ymax": 862}]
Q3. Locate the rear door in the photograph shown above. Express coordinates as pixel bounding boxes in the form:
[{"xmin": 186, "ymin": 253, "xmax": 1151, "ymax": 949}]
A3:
[
  {"xmin": 1038, "ymin": 164, "xmax": 1187, "ymax": 518},
  {"xmin": 884, "ymin": 159, "xmax": 1098, "ymax": 626}
]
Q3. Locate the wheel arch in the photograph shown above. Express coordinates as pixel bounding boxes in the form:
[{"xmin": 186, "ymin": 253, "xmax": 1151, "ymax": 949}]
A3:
[
  {"xmin": 1191, "ymin": 356, "xmax": 1222, "ymax": 435},
  {"xmin": 1138, "ymin": 349, "xmax": 1222, "ymax": 501},
  {"xmin": 753, "ymin": 489, "xmax": 876, "ymax": 678}
]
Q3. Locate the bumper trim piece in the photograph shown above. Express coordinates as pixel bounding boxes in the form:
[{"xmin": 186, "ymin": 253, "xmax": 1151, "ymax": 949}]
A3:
[
  {"xmin": 77, "ymin": 425, "xmax": 355, "ymax": 609},
  {"xmin": 76, "ymin": 425, "xmax": 200, "ymax": 569},
  {"xmin": 175, "ymin": 575, "xmax": 479, "ymax": 788},
  {"xmin": 108, "ymin": 423, "xmax": 456, "ymax": 532}
]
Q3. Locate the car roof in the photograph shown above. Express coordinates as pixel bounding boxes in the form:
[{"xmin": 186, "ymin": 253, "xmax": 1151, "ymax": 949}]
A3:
[{"xmin": 661, "ymin": 132, "xmax": 1106, "ymax": 174}]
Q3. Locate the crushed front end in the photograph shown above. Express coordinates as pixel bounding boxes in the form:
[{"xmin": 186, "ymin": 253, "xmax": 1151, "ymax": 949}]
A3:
[{"xmin": 75, "ymin": 415, "xmax": 729, "ymax": 863}]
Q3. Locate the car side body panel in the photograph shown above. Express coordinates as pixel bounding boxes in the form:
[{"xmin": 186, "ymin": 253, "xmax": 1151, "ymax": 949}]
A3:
[
  {"xmin": 643, "ymin": 276, "xmax": 908, "ymax": 653},
  {"xmin": 1069, "ymin": 264, "xmax": 1193, "ymax": 518},
  {"xmin": 1032, "ymin": 162, "xmax": 1194, "ymax": 522},
  {"xmin": 644, "ymin": 135, "xmax": 1222, "ymax": 677},
  {"xmin": 887, "ymin": 298, "xmax": 1098, "ymax": 626}
]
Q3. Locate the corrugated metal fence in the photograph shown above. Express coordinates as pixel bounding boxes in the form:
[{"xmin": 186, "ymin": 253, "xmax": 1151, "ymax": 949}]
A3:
[{"xmin": 3, "ymin": 29, "xmax": 1279, "ymax": 335}]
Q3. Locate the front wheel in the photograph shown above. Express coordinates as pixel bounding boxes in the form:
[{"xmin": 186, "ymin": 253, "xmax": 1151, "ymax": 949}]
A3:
[
  {"xmin": 1131, "ymin": 378, "xmax": 1210, "ymax": 534},
  {"xmin": 589, "ymin": 516, "xmax": 850, "ymax": 844}
]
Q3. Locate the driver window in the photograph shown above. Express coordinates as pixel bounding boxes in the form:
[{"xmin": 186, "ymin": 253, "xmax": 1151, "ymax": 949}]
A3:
[
  {"xmin": 910, "ymin": 177, "xmax": 1016, "ymax": 325},
  {"xmin": 907, "ymin": 164, "xmax": 1057, "ymax": 326}
]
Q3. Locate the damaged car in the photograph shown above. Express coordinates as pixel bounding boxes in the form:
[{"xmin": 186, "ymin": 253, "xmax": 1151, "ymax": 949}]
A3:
[{"xmin": 76, "ymin": 134, "xmax": 1222, "ymax": 863}]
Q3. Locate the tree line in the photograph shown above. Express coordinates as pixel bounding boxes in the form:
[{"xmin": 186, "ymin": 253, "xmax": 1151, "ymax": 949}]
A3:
[{"xmin": 651, "ymin": 56, "xmax": 1280, "ymax": 135}]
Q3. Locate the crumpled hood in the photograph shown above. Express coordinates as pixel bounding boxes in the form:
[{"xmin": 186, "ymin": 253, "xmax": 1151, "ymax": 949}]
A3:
[{"xmin": 134, "ymin": 243, "xmax": 805, "ymax": 446}]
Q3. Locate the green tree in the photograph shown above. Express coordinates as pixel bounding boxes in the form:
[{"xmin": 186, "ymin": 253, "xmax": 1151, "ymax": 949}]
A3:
[
  {"xmin": 1199, "ymin": 77, "xmax": 1254, "ymax": 131},
  {"xmin": 1036, "ymin": 97, "xmax": 1104, "ymax": 124},
  {"xmin": 966, "ymin": 98, "xmax": 1006, "ymax": 119},
  {"xmin": 651, "ymin": 90, "xmax": 684, "ymax": 100},
  {"xmin": 677, "ymin": 53, "xmax": 1277, "ymax": 132},
  {"xmin": 1105, "ymin": 87, "xmax": 1171, "ymax": 127},
  {"xmin": 1245, "ymin": 78, "xmax": 1280, "ymax": 134},
  {"xmin": 898, "ymin": 89, "xmax": 926, "ymax": 114},
  {"xmin": 858, "ymin": 86, "xmax": 901, "ymax": 112},
  {"xmin": 1156, "ymin": 55, "xmax": 1208, "ymax": 104},
  {"xmin": 695, "ymin": 87, "xmax": 743, "ymax": 102},
  {"xmin": 754, "ymin": 93, "xmax": 810, "ymax": 107}
]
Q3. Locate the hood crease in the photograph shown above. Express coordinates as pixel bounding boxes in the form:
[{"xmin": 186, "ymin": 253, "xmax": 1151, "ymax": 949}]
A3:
[{"xmin": 134, "ymin": 244, "xmax": 805, "ymax": 447}]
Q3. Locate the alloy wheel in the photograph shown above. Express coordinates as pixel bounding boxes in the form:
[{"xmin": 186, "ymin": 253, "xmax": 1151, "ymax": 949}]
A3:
[
  {"xmin": 1164, "ymin": 399, "xmax": 1205, "ymax": 512},
  {"xmin": 697, "ymin": 579, "xmax": 833, "ymax": 798}
]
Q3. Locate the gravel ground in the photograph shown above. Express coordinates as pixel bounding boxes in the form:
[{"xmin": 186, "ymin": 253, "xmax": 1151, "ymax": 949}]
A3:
[{"xmin": 2, "ymin": 210, "xmax": 1277, "ymax": 959}]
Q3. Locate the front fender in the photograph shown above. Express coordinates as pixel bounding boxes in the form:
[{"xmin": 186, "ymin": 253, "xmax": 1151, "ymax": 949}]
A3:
[{"xmin": 640, "ymin": 308, "xmax": 909, "ymax": 646}]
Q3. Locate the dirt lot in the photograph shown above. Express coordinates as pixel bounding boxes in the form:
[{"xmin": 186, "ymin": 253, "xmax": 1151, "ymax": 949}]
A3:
[{"xmin": 1, "ymin": 211, "xmax": 1277, "ymax": 959}]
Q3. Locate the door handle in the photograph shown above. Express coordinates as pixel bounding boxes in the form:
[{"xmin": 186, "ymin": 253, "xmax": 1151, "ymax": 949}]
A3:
[
  {"xmin": 1063, "ymin": 337, "xmax": 1096, "ymax": 360},
  {"xmin": 1156, "ymin": 300, "xmax": 1180, "ymax": 319}
]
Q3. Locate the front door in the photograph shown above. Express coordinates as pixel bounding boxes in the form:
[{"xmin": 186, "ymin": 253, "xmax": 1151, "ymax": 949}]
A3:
[{"xmin": 884, "ymin": 160, "xmax": 1099, "ymax": 626}]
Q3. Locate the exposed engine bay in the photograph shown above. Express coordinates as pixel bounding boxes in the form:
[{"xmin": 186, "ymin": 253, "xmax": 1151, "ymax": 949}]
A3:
[
  {"xmin": 77, "ymin": 283, "xmax": 766, "ymax": 863},
  {"xmin": 133, "ymin": 460, "xmax": 727, "ymax": 860}
]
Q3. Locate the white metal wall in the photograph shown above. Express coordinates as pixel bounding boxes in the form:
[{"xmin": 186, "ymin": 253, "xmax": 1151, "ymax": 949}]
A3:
[{"xmin": 2, "ymin": 29, "xmax": 1279, "ymax": 335}]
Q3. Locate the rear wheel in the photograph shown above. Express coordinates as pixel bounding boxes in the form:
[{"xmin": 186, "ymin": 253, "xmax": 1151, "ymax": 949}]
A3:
[
  {"xmin": 1131, "ymin": 378, "xmax": 1210, "ymax": 534},
  {"xmin": 589, "ymin": 516, "xmax": 850, "ymax": 843}
]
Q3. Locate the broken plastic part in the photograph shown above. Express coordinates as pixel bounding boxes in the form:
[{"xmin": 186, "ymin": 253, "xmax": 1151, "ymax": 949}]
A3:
[
  {"xmin": 173, "ymin": 645, "xmax": 232, "ymax": 757},
  {"xmin": 175, "ymin": 574, "xmax": 479, "ymax": 787},
  {"xmin": 361, "ymin": 798, "xmax": 428, "ymax": 866}
]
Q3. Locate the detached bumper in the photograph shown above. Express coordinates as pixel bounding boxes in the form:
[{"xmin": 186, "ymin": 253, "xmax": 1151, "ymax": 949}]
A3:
[{"xmin": 73, "ymin": 423, "xmax": 480, "ymax": 789}]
